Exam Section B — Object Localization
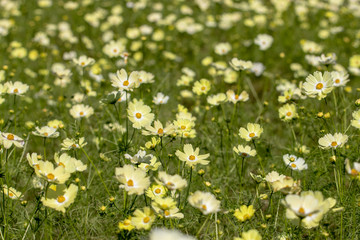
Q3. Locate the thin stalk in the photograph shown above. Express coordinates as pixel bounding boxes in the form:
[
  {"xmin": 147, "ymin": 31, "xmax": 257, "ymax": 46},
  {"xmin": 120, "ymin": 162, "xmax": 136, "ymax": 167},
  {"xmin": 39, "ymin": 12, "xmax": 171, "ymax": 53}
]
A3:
[{"xmin": 81, "ymin": 148, "xmax": 111, "ymax": 195}]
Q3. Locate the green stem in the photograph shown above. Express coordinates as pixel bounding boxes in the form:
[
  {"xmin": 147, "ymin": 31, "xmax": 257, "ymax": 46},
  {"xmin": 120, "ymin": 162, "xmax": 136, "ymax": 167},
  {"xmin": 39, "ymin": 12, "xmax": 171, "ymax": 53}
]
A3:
[{"xmin": 81, "ymin": 148, "xmax": 111, "ymax": 196}]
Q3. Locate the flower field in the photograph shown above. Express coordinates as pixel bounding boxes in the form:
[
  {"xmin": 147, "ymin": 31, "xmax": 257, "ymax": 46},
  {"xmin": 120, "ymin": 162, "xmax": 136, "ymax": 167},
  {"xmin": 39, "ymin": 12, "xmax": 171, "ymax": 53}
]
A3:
[{"xmin": 1, "ymin": 0, "xmax": 360, "ymax": 239}]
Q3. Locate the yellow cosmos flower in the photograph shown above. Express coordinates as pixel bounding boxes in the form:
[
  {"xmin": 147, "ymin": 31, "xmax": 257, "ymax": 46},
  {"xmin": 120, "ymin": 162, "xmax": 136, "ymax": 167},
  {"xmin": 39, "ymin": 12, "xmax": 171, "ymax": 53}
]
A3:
[
  {"xmin": 32, "ymin": 126, "xmax": 59, "ymax": 138},
  {"xmin": 110, "ymin": 69, "xmax": 140, "ymax": 91},
  {"xmin": 69, "ymin": 104, "xmax": 94, "ymax": 119},
  {"xmin": 303, "ymin": 71, "xmax": 333, "ymax": 99},
  {"xmin": 236, "ymin": 229, "xmax": 262, "ymax": 240},
  {"xmin": 239, "ymin": 123, "xmax": 263, "ymax": 142},
  {"xmin": 188, "ymin": 191, "xmax": 220, "ymax": 215},
  {"xmin": 146, "ymin": 184, "xmax": 167, "ymax": 200},
  {"xmin": 226, "ymin": 90, "xmax": 249, "ymax": 104},
  {"xmin": 142, "ymin": 120, "xmax": 174, "ymax": 136},
  {"xmin": 318, "ymin": 133, "xmax": 348, "ymax": 149},
  {"xmin": 131, "ymin": 207, "xmax": 156, "ymax": 230},
  {"xmin": 278, "ymin": 103, "xmax": 298, "ymax": 121},
  {"xmin": 234, "ymin": 205, "xmax": 255, "ymax": 222},
  {"xmin": 2, "ymin": 185, "xmax": 22, "ymax": 200},
  {"xmin": 157, "ymin": 171, "xmax": 187, "ymax": 190},
  {"xmin": 34, "ymin": 161, "xmax": 71, "ymax": 184},
  {"xmin": 127, "ymin": 99, "xmax": 154, "ymax": 129},
  {"xmin": 192, "ymin": 79, "xmax": 211, "ymax": 95},
  {"xmin": 115, "ymin": 165, "xmax": 150, "ymax": 195},
  {"xmin": 175, "ymin": 144, "xmax": 210, "ymax": 167},
  {"xmin": 282, "ymin": 191, "xmax": 336, "ymax": 229},
  {"xmin": 0, "ymin": 132, "xmax": 24, "ymax": 149},
  {"xmin": 118, "ymin": 217, "xmax": 135, "ymax": 231},
  {"xmin": 41, "ymin": 184, "xmax": 78, "ymax": 213},
  {"xmin": 233, "ymin": 145, "xmax": 256, "ymax": 158}
]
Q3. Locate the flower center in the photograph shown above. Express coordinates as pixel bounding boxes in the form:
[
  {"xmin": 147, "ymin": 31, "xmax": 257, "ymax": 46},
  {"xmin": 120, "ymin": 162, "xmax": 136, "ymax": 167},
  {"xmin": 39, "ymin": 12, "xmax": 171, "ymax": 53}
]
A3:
[
  {"xmin": 201, "ymin": 86, "xmax": 206, "ymax": 91},
  {"xmin": 331, "ymin": 141, "xmax": 337, "ymax": 147},
  {"xmin": 189, "ymin": 155, "xmax": 196, "ymax": 161},
  {"xmin": 143, "ymin": 216, "xmax": 150, "ymax": 223},
  {"xmin": 166, "ymin": 182, "xmax": 174, "ymax": 187},
  {"xmin": 123, "ymin": 80, "xmax": 129, "ymax": 86},
  {"xmin": 298, "ymin": 207, "xmax": 305, "ymax": 215},
  {"xmin": 139, "ymin": 78, "xmax": 143, "ymax": 83},
  {"xmin": 249, "ymin": 133, "xmax": 255, "ymax": 138},
  {"xmin": 47, "ymin": 173, "xmax": 55, "ymax": 180},
  {"xmin": 80, "ymin": 111, "xmax": 84, "ymax": 116},
  {"xmin": 290, "ymin": 157, "xmax": 295, "ymax": 162},
  {"xmin": 59, "ymin": 162, "xmax": 65, "ymax": 168},
  {"xmin": 201, "ymin": 204, "xmax": 207, "ymax": 210},
  {"xmin": 9, "ymin": 193, "xmax": 14, "ymax": 197},
  {"xmin": 113, "ymin": 49, "xmax": 118, "ymax": 53},
  {"xmin": 57, "ymin": 195, "xmax": 66, "ymax": 203},
  {"xmin": 13, "ymin": 88, "xmax": 19, "ymax": 93},
  {"xmin": 316, "ymin": 83, "xmax": 323, "ymax": 90},
  {"xmin": 155, "ymin": 188, "xmax": 161, "ymax": 194},
  {"xmin": 351, "ymin": 169, "xmax": 358, "ymax": 176},
  {"xmin": 335, "ymin": 79, "xmax": 340, "ymax": 84},
  {"xmin": 164, "ymin": 210, "xmax": 170, "ymax": 216},
  {"xmin": 180, "ymin": 125, "xmax": 186, "ymax": 130},
  {"xmin": 7, "ymin": 134, "xmax": 14, "ymax": 140},
  {"xmin": 286, "ymin": 112, "xmax": 292, "ymax": 117},
  {"xmin": 135, "ymin": 113, "xmax": 142, "ymax": 119},
  {"xmin": 235, "ymin": 94, "xmax": 239, "ymax": 100},
  {"xmin": 241, "ymin": 153, "xmax": 248, "ymax": 157},
  {"xmin": 157, "ymin": 128, "xmax": 164, "ymax": 134},
  {"xmin": 81, "ymin": 62, "xmax": 85, "ymax": 66},
  {"xmin": 291, "ymin": 163, "xmax": 297, "ymax": 168},
  {"xmin": 127, "ymin": 179, "xmax": 134, "ymax": 187},
  {"xmin": 44, "ymin": 132, "xmax": 48, "ymax": 137}
]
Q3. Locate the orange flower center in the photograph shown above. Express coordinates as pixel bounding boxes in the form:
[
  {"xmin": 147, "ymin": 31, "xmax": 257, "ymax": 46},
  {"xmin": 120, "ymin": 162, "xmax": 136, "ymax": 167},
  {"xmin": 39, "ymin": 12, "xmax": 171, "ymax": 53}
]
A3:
[
  {"xmin": 135, "ymin": 113, "xmax": 142, "ymax": 119},
  {"xmin": 189, "ymin": 155, "xmax": 196, "ymax": 161},
  {"xmin": 290, "ymin": 157, "xmax": 295, "ymax": 162},
  {"xmin": 9, "ymin": 193, "xmax": 14, "ymax": 197},
  {"xmin": 351, "ymin": 169, "xmax": 358, "ymax": 176},
  {"xmin": 201, "ymin": 204, "xmax": 207, "ymax": 210},
  {"xmin": 7, "ymin": 134, "xmax": 14, "ymax": 140},
  {"xmin": 127, "ymin": 179, "xmax": 134, "ymax": 187},
  {"xmin": 157, "ymin": 128, "xmax": 164, "ymax": 134},
  {"xmin": 286, "ymin": 112, "xmax": 292, "ymax": 117},
  {"xmin": 335, "ymin": 79, "xmax": 340, "ymax": 84},
  {"xmin": 298, "ymin": 207, "xmax": 305, "ymax": 215},
  {"xmin": 123, "ymin": 80, "xmax": 129, "ymax": 86},
  {"xmin": 47, "ymin": 173, "xmax": 55, "ymax": 180},
  {"xmin": 331, "ymin": 141, "xmax": 337, "ymax": 147},
  {"xmin": 155, "ymin": 189, "xmax": 161, "ymax": 194},
  {"xmin": 44, "ymin": 132, "xmax": 48, "ymax": 137},
  {"xmin": 81, "ymin": 62, "xmax": 85, "ymax": 66},
  {"xmin": 166, "ymin": 182, "xmax": 174, "ymax": 187},
  {"xmin": 241, "ymin": 153, "xmax": 248, "ymax": 157},
  {"xmin": 13, "ymin": 88, "xmax": 19, "ymax": 93},
  {"xmin": 235, "ymin": 94, "xmax": 239, "ymax": 100},
  {"xmin": 57, "ymin": 195, "xmax": 66, "ymax": 203},
  {"xmin": 249, "ymin": 133, "xmax": 255, "ymax": 138},
  {"xmin": 164, "ymin": 210, "xmax": 170, "ymax": 216},
  {"xmin": 80, "ymin": 111, "xmax": 84, "ymax": 116},
  {"xmin": 181, "ymin": 125, "xmax": 186, "ymax": 130},
  {"xmin": 113, "ymin": 49, "xmax": 118, "ymax": 53},
  {"xmin": 139, "ymin": 78, "xmax": 143, "ymax": 83},
  {"xmin": 201, "ymin": 86, "xmax": 206, "ymax": 91},
  {"xmin": 143, "ymin": 216, "xmax": 150, "ymax": 223},
  {"xmin": 291, "ymin": 163, "xmax": 297, "ymax": 168},
  {"xmin": 59, "ymin": 162, "xmax": 65, "ymax": 168},
  {"xmin": 316, "ymin": 83, "xmax": 323, "ymax": 90}
]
